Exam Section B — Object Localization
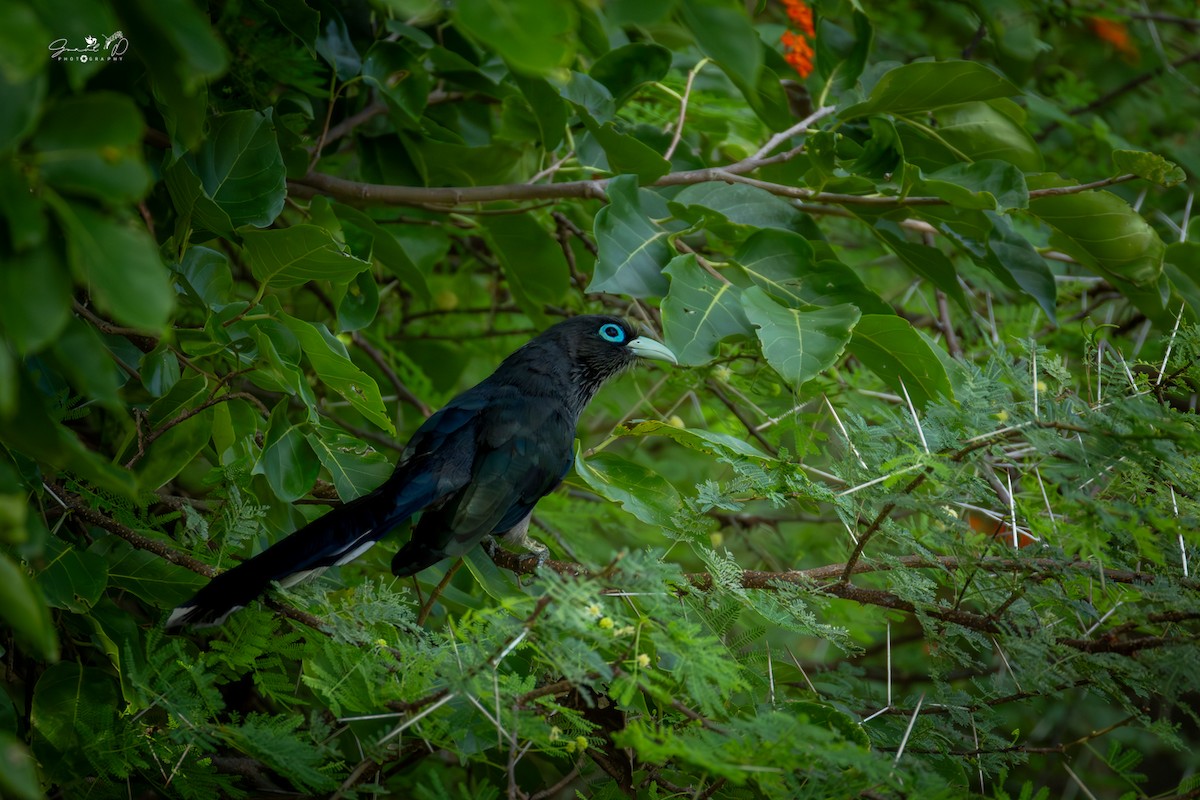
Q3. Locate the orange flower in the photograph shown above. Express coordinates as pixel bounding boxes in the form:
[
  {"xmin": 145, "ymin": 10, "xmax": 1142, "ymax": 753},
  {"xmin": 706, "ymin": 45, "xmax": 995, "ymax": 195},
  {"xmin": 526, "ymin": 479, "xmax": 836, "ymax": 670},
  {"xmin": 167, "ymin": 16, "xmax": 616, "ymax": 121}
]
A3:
[
  {"xmin": 782, "ymin": 0, "xmax": 815, "ymax": 37},
  {"xmin": 1087, "ymin": 16, "xmax": 1139, "ymax": 61},
  {"xmin": 779, "ymin": 0, "xmax": 815, "ymax": 78}
]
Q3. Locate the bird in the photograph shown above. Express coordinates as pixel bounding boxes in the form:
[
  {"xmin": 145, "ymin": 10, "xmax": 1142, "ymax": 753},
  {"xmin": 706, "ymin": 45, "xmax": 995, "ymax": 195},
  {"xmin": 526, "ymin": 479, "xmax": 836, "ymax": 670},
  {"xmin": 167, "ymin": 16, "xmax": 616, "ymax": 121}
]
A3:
[{"xmin": 166, "ymin": 315, "xmax": 677, "ymax": 628}]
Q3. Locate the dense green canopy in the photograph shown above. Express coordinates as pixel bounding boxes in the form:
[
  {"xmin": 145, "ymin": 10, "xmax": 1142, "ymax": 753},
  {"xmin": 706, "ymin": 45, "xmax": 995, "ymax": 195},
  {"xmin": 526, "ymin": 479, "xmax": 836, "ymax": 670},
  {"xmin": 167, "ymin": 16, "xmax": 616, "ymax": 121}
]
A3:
[{"xmin": 1, "ymin": 1, "xmax": 1198, "ymax": 797}]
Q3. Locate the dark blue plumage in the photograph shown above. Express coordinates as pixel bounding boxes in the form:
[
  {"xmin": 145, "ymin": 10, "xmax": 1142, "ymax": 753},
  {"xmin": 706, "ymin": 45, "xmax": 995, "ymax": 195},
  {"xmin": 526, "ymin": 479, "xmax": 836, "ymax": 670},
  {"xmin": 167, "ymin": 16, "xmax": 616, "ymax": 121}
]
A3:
[{"xmin": 167, "ymin": 315, "xmax": 676, "ymax": 628}]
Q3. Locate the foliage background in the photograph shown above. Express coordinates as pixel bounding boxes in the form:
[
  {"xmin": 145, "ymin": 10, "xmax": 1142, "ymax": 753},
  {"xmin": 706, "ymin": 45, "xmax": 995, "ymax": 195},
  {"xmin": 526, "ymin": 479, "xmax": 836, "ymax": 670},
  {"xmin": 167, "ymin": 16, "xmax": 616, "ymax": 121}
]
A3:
[{"xmin": 1, "ymin": 0, "xmax": 1199, "ymax": 797}]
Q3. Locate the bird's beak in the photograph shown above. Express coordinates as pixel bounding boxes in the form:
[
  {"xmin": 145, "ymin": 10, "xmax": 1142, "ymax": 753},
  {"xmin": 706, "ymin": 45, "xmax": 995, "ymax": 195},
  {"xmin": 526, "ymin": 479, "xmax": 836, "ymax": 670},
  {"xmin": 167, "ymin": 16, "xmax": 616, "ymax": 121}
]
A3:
[{"xmin": 627, "ymin": 336, "xmax": 678, "ymax": 365}]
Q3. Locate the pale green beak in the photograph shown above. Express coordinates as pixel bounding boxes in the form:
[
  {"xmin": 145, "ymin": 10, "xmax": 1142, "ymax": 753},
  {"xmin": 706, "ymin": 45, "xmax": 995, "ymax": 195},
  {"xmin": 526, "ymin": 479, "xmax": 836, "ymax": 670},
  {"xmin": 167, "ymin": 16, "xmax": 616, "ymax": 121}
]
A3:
[{"xmin": 627, "ymin": 336, "xmax": 678, "ymax": 365}]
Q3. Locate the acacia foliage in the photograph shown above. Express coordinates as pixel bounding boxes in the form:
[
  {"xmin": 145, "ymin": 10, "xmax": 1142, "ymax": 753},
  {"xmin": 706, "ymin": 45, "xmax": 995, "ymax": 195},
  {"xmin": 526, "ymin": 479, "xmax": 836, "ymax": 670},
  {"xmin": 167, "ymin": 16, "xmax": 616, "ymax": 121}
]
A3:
[{"xmin": 1, "ymin": 0, "xmax": 1199, "ymax": 798}]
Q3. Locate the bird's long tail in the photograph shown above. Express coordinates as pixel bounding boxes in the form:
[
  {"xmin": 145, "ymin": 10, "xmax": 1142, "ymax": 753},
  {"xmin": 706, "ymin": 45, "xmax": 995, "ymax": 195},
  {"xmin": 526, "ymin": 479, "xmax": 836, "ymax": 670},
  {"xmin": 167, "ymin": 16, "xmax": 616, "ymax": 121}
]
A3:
[{"xmin": 166, "ymin": 482, "xmax": 421, "ymax": 629}]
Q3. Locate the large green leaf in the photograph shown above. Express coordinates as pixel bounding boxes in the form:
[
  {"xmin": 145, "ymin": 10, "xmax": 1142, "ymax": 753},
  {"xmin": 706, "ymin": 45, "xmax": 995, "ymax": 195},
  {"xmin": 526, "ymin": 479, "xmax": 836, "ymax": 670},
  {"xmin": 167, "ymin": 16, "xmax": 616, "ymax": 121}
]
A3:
[
  {"xmin": 0, "ymin": 552, "xmax": 58, "ymax": 660},
  {"xmin": 257, "ymin": 400, "xmax": 320, "ymax": 502},
  {"xmin": 51, "ymin": 201, "xmax": 174, "ymax": 331},
  {"xmin": 193, "ymin": 110, "xmax": 286, "ymax": 228},
  {"xmin": 0, "ymin": 244, "xmax": 71, "ymax": 355},
  {"xmin": 31, "ymin": 662, "xmax": 118, "ymax": 754},
  {"xmin": 581, "ymin": 115, "xmax": 671, "ymax": 182},
  {"xmin": 869, "ymin": 224, "xmax": 970, "ymax": 311},
  {"xmin": 242, "ymin": 224, "xmax": 372, "ymax": 290},
  {"xmin": 481, "ymin": 214, "xmax": 570, "ymax": 326},
  {"xmin": 363, "ymin": 41, "xmax": 430, "ymax": 126},
  {"xmin": 741, "ymin": 287, "xmax": 861, "ymax": 389},
  {"xmin": 590, "ymin": 175, "xmax": 673, "ymax": 297},
  {"xmin": 1112, "ymin": 150, "xmax": 1185, "ymax": 187},
  {"xmin": 735, "ymin": 229, "xmax": 891, "ymax": 314},
  {"xmin": 332, "ymin": 204, "xmax": 430, "ymax": 302},
  {"xmin": 616, "ymin": 420, "xmax": 775, "ymax": 462},
  {"xmin": 661, "ymin": 254, "xmax": 751, "ymax": 366},
  {"xmin": 590, "ymin": 43, "xmax": 672, "ymax": 108},
  {"xmin": 669, "ymin": 182, "xmax": 806, "ymax": 235},
  {"xmin": 573, "ymin": 444, "xmax": 681, "ymax": 528},
  {"xmin": 33, "ymin": 93, "xmax": 150, "ymax": 203},
  {"xmin": 916, "ymin": 160, "xmax": 1029, "ymax": 212},
  {"xmin": 306, "ymin": 428, "xmax": 392, "ymax": 502},
  {"xmin": 848, "ymin": 315, "xmax": 954, "ymax": 408},
  {"xmin": 0, "ymin": 731, "xmax": 40, "ymax": 800},
  {"xmin": 280, "ymin": 313, "xmax": 395, "ymax": 433},
  {"xmin": 89, "ymin": 537, "xmax": 196, "ymax": 607},
  {"xmin": 1028, "ymin": 178, "xmax": 1165, "ymax": 288},
  {"xmin": 163, "ymin": 156, "xmax": 236, "ymax": 238},
  {"xmin": 679, "ymin": 0, "xmax": 760, "ymax": 90},
  {"xmin": 898, "ymin": 100, "xmax": 1043, "ymax": 172},
  {"xmin": 840, "ymin": 60, "xmax": 1020, "ymax": 118},
  {"xmin": 132, "ymin": 409, "xmax": 213, "ymax": 490},
  {"xmin": 454, "ymin": 0, "xmax": 576, "ymax": 76},
  {"xmin": 36, "ymin": 536, "xmax": 107, "ymax": 613}
]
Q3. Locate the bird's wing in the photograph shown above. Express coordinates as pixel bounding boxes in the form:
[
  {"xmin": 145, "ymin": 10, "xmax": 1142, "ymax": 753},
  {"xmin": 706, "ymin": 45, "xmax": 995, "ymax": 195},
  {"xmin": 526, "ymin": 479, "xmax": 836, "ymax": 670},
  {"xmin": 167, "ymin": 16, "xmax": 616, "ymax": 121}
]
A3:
[{"xmin": 392, "ymin": 388, "xmax": 574, "ymax": 574}]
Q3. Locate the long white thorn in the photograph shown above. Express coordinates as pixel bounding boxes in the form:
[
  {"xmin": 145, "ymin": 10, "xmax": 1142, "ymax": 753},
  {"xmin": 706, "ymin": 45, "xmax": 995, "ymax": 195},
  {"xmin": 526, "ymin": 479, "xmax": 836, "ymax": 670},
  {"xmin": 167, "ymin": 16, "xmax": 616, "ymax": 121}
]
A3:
[
  {"xmin": 825, "ymin": 394, "xmax": 867, "ymax": 469},
  {"xmin": 899, "ymin": 378, "xmax": 928, "ymax": 454},
  {"xmin": 1031, "ymin": 347, "xmax": 1039, "ymax": 419},
  {"xmin": 893, "ymin": 693, "xmax": 925, "ymax": 765},
  {"xmin": 1157, "ymin": 304, "xmax": 1185, "ymax": 386}
]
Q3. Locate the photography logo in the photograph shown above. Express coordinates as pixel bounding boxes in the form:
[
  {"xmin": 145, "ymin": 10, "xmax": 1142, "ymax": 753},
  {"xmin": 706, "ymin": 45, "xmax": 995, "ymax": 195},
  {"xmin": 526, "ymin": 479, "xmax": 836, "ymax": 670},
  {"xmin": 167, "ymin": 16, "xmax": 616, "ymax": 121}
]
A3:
[{"xmin": 49, "ymin": 31, "xmax": 128, "ymax": 62}]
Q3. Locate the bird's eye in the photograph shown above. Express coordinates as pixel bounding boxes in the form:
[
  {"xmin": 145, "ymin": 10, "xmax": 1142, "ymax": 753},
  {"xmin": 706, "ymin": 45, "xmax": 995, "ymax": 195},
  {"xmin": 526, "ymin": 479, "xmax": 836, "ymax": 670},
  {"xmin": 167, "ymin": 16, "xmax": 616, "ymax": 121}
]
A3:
[{"xmin": 598, "ymin": 323, "xmax": 625, "ymax": 343}]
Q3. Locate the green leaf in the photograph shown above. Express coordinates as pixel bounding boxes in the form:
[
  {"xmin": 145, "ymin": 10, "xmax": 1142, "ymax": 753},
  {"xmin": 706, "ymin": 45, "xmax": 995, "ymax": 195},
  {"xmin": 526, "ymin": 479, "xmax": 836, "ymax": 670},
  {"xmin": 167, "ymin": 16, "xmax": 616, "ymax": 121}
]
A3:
[
  {"xmin": 89, "ymin": 537, "xmax": 197, "ymax": 608},
  {"xmin": 1028, "ymin": 178, "xmax": 1165, "ymax": 288},
  {"xmin": 242, "ymin": 224, "xmax": 372, "ymax": 290},
  {"xmin": 581, "ymin": 116, "xmax": 671, "ymax": 182},
  {"xmin": 0, "ymin": 732, "xmax": 41, "ymax": 800},
  {"xmin": 51, "ymin": 201, "xmax": 174, "ymax": 331},
  {"xmin": 193, "ymin": 109, "xmax": 286, "ymax": 228},
  {"xmin": 590, "ymin": 43, "xmax": 672, "ymax": 108},
  {"xmin": 178, "ymin": 245, "xmax": 234, "ymax": 307},
  {"xmin": 512, "ymin": 75, "xmax": 567, "ymax": 150},
  {"xmin": 31, "ymin": 662, "xmax": 118, "ymax": 753},
  {"xmin": 163, "ymin": 156, "xmax": 236, "ymax": 238},
  {"xmin": 590, "ymin": 175, "xmax": 673, "ymax": 297},
  {"xmin": 336, "ymin": 269, "xmax": 380, "ymax": 332},
  {"xmin": 848, "ymin": 314, "xmax": 954, "ymax": 408},
  {"xmin": 679, "ymin": 0, "xmax": 760, "ymax": 89},
  {"xmin": 363, "ymin": 41, "xmax": 431, "ymax": 126},
  {"xmin": 918, "ymin": 160, "xmax": 1029, "ymax": 212},
  {"xmin": 280, "ymin": 313, "xmax": 395, "ymax": 433},
  {"xmin": 735, "ymin": 229, "xmax": 891, "ymax": 314},
  {"xmin": 331, "ymin": 204, "xmax": 431, "ymax": 302},
  {"xmin": 1112, "ymin": 150, "xmax": 1185, "ymax": 187},
  {"xmin": 33, "ymin": 92, "xmax": 151, "ymax": 203},
  {"xmin": 741, "ymin": 287, "xmax": 861, "ymax": 389},
  {"xmin": 51, "ymin": 317, "xmax": 122, "ymax": 407},
  {"xmin": 0, "ymin": 244, "xmax": 70, "ymax": 354},
  {"xmin": 133, "ymin": 409, "xmax": 213, "ymax": 490},
  {"xmin": 36, "ymin": 536, "xmax": 107, "ymax": 613},
  {"xmin": 661, "ymin": 254, "xmax": 751, "ymax": 366},
  {"xmin": 984, "ymin": 211, "xmax": 1057, "ymax": 322},
  {"xmin": 840, "ymin": 61, "xmax": 1021, "ymax": 118},
  {"xmin": 257, "ymin": 401, "xmax": 319, "ymax": 502},
  {"xmin": 0, "ymin": 3, "xmax": 49, "ymax": 81},
  {"xmin": 454, "ymin": 0, "xmax": 576, "ymax": 76},
  {"xmin": 0, "ymin": 552, "xmax": 58, "ymax": 660},
  {"xmin": 816, "ymin": 12, "xmax": 873, "ymax": 96},
  {"xmin": 306, "ymin": 429, "xmax": 392, "ymax": 502},
  {"xmin": 899, "ymin": 100, "xmax": 1043, "ymax": 172},
  {"xmin": 573, "ymin": 444, "xmax": 681, "ymax": 528},
  {"xmin": 669, "ymin": 182, "xmax": 805, "ymax": 235},
  {"xmin": 0, "ymin": 64, "xmax": 44, "ymax": 153},
  {"xmin": 616, "ymin": 419, "xmax": 775, "ymax": 462},
  {"xmin": 146, "ymin": 375, "xmax": 208, "ymax": 428},
  {"xmin": 481, "ymin": 214, "xmax": 570, "ymax": 326},
  {"xmin": 0, "ymin": 159, "xmax": 47, "ymax": 251},
  {"xmin": 0, "ymin": 369, "xmax": 138, "ymax": 498}
]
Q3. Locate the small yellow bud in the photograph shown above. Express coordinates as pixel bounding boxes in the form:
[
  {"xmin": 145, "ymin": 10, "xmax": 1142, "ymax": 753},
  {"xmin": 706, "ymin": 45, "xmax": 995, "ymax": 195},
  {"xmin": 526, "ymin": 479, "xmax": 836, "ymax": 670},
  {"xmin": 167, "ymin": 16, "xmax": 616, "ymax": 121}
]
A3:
[
  {"xmin": 667, "ymin": 414, "xmax": 685, "ymax": 429},
  {"xmin": 1036, "ymin": 380, "xmax": 1048, "ymax": 392},
  {"xmin": 549, "ymin": 726, "xmax": 562, "ymax": 741},
  {"xmin": 598, "ymin": 616, "xmax": 614, "ymax": 629},
  {"xmin": 586, "ymin": 603, "xmax": 601, "ymax": 617},
  {"xmin": 637, "ymin": 653, "xmax": 651, "ymax": 668},
  {"xmin": 565, "ymin": 741, "xmax": 576, "ymax": 753},
  {"xmin": 374, "ymin": 639, "xmax": 389, "ymax": 648},
  {"xmin": 993, "ymin": 409, "xmax": 1009, "ymax": 422},
  {"xmin": 713, "ymin": 365, "xmax": 732, "ymax": 382},
  {"xmin": 575, "ymin": 736, "xmax": 589, "ymax": 751},
  {"xmin": 710, "ymin": 531, "xmax": 724, "ymax": 549}
]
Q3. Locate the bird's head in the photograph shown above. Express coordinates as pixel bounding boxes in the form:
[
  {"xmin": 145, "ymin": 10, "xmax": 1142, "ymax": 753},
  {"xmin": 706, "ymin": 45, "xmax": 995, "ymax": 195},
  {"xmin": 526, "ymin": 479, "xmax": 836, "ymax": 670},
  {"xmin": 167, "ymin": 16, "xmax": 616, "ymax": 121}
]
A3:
[{"xmin": 508, "ymin": 315, "xmax": 676, "ymax": 412}]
